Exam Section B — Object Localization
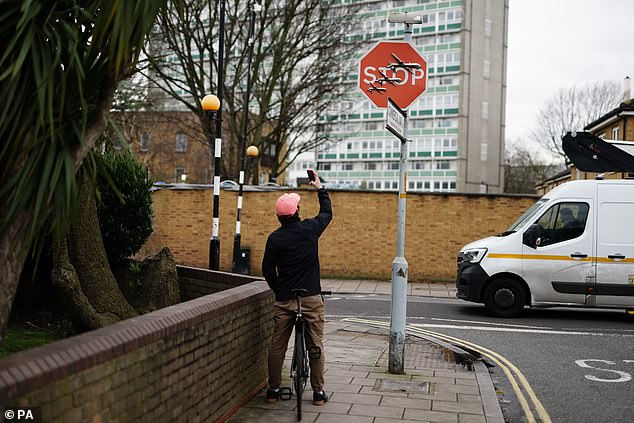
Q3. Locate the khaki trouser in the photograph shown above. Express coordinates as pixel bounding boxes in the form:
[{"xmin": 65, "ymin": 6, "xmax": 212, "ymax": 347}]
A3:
[{"xmin": 268, "ymin": 294, "xmax": 325, "ymax": 392}]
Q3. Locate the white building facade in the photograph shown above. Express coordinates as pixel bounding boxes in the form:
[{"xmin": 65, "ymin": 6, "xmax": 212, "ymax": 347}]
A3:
[{"xmin": 313, "ymin": 0, "xmax": 508, "ymax": 193}]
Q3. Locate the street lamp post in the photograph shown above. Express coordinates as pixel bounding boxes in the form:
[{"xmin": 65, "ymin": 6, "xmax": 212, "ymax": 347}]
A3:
[
  {"xmin": 232, "ymin": 145, "xmax": 258, "ymax": 273},
  {"xmin": 232, "ymin": 1, "xmax": 260, "ymax": 274},
  {"xmin": 202, "ymin": 94, "xmax": 221, "ymax": 270},
  {"xmin": 202, "ymin": 0, "xmax": 226, "ymax": 271}
]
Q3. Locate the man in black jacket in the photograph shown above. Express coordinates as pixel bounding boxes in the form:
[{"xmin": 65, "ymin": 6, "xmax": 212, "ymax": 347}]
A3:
[{"xmin": 262, "ymin": 171, "xmax": 332, "ymax": 406}]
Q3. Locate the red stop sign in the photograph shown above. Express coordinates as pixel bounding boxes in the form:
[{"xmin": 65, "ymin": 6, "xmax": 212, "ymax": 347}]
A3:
[{"xmin": 359, "ymin": 41, "xmax": 427, "ymax": 109}]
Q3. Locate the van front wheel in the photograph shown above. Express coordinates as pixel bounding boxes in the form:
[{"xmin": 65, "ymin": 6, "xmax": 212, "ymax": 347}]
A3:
[{"xmin": 483, "ymin": 278, "xmax": 526, "ymax": 318}]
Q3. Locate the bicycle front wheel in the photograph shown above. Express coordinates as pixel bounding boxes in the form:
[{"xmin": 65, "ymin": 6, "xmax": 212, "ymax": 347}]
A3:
[{"xmin": 294, "ymin": 328, "xmax": 306, "ymax": 420}]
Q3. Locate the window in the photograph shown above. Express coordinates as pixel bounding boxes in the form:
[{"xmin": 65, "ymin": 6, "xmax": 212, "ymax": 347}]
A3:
[
  {"xmin": 175, "ymin": 167, "xmax": 186, "ymax": 182},
  {"xmin": 318, "ymin": 163, "xmax": 331, "ymax": 171},
  {"xmin": 532, "ymin": 202, "xmax": 590, "ymax": 246},
  {"xmin": 364, "ymin": 162, "xmax": 377, "ymax": 170},
  {"xmin": 365, "ymin": 122, "xmax": 379, "ymax": 131},
  {"xmin": 483, "ymin": 60, "xmax": 490, "ymax": 78},
  {"xmin": 436, "ymin": 161, "xmax": 450, "ymax": 170},
  {"xmin": 444, "ymin": 138, "xmax": 457, "ymax": 148},
  {"xmin": 484, "ymin": 18, "xmax": 492, "ymax": 37},
  {"xmin": 482, "ymin": 101, "xmax": 489, "ymax": 120},
  {"xmin": 612, "ymin": 126, "xmax": 619, "ymax": 140},
  {"xmin": 140, "ymin": 132, "xmax": 151, "ymax": 152},
  {"xmin": 481, "ymin": 143, "xmax": 488, "ymax": 161},
  {"xmin": 342, "ymin": 163, "xmax": 353, "ymax": 170},
  {"xmin": 388, "ymin": 162, "xmax": 400, "ymax": 170},
  {"xmin": 175, "ymin": 133, "xmax": 187, "ymax": 153},
  {"xmin": 391, "ymin": 181, "xmax": 398, "ymax": 189}
]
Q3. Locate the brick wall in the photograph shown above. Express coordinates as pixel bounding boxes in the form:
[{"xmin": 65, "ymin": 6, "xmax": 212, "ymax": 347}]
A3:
[
  {"xmin": 178, "ymin": 265, "xmax": 261, "ymax": 301},
  {"xmin": 149, "ymin": 187, "xmax": 537, "ymax": 281},
  {"xmin": 0, "ymin": 273, "xmax": 274, "ymax": 422},
  {"xmin": 125, "ymin": 111, "xmax": 212, "ymax": 184}
]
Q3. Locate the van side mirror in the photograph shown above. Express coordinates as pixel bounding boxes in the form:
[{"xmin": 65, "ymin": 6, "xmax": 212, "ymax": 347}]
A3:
[{"xmin": 523, "ymin": 224, "xmax": 542, "ymax": 249}]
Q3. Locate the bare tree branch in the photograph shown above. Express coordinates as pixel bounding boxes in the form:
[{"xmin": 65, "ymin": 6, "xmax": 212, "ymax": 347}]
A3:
[
  {"xmin": 142, "ymin": 0, "xmax": 362, "ymax": 181},
  {"xmin": 504, "ymin": 139, "xmax": 563, "ymax": 194},
  {"xmin": 531, "ymin": 81, "xmax": 621, "ymax": 159}
]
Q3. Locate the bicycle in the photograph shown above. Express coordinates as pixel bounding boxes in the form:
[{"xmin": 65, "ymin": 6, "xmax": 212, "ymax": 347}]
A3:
[{"xmin": 285, "ymin": 288, "xmax": 330, "ymax": 421}]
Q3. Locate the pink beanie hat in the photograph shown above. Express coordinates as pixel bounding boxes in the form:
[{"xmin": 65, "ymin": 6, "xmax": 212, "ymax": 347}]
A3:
[{"xmin": 275, "ymin": 193, "xmax": 301, "ymax": 217}]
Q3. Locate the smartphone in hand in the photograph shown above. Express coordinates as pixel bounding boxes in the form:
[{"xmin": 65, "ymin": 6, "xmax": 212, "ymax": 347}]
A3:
[{"xmin": 307, "ymin": 169, "xmax": 316, "ymax": 182}]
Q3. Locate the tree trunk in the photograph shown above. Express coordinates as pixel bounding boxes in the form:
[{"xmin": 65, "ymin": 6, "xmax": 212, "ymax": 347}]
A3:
[
  {"xmin": 114, "ymin": 247, "xmax": 180, "ymax": 314},
  {"xmin": 51, "ymin": 233, "xmax": 119, "ymax": 330},
  {"xmin": 0, "ymin": 214, "xmax": 31, "ymax": 342},
  {"xmin": 52, "ymin": 176, "xmax": 138, "ymax": 329}
]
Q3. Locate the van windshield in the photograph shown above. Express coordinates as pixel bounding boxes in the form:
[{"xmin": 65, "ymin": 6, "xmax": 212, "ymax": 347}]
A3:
[{"xmin": 501, "ymin": 198, "xmax": 549, "ymax": 235}]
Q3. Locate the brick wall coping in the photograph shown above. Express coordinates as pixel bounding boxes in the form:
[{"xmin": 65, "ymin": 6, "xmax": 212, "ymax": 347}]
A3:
[
  {"xmin": 176, "ymin": 265, "xmax": 261, "ymax": 283},
  {"xmin": 0, "ymin": 279, "xmax": 270, "ymax": 401},
  {"xmin": 153, "ymin": 184, "xmax": 539, "ymax": 199}
]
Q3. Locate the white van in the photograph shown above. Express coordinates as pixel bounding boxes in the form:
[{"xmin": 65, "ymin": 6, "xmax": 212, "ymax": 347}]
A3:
[{"xmin": 456, "ymin": 179, "xmax": 634, "ymax": 317}]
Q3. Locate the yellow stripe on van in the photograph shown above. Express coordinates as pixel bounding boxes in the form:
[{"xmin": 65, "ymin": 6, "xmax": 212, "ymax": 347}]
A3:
[
  {"xmin": 488, "ymin": 253, "xmax": 574, "ymax": 260},
  {"xmin": 487, "ymin": 253, "xmax": 634, "ymax": 263},
  {"xmin": 522, "ymin": 254, "xmax": 593, "ymax": 261},
  {"xmin": 487, "ymin": 253, "xmax": 523, "ymax": 259}
]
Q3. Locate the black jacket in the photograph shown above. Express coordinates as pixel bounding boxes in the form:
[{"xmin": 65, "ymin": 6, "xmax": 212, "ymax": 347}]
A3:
[{"xmin": 262, "ymin": 189, "xmax": 332, "ymax": 301}]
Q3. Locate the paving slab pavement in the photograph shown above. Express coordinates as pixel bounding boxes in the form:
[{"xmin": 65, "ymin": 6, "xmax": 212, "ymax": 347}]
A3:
[
  {"xmin": 228, "ymin": 316, "xmax": 504, "ymax": 423},
  {"xmin": 319, "ymin": 279, "xmax": 458, "ymax": 299}
]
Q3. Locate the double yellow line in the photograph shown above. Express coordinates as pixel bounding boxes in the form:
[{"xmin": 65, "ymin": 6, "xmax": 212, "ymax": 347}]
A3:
[{"xmin": 343, "ymin": 317, "xmax": 552, "ymax": 423}]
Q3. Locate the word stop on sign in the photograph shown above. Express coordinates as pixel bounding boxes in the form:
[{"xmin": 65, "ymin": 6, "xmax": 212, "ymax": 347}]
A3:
[{"xmin": 362, "ymin": 66, "xmax": 426, "ymax": 86}]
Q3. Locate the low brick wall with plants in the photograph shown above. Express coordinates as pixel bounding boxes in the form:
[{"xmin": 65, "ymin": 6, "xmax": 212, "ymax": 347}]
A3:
[{"xmin": 0, "ymin": 272, "xmax": 274, "ymax": 422}]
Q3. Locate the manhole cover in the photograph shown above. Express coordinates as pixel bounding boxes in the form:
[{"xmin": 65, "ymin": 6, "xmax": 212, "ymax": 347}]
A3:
[{"xmin": 375, "ymin": 379, "xmax": 430, "ymax": 393}]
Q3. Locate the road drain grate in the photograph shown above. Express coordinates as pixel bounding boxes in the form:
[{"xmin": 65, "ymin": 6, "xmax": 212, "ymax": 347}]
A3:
[{"xmin": 375, "ymin": 379, "xmax": 430, "ymax": 393}]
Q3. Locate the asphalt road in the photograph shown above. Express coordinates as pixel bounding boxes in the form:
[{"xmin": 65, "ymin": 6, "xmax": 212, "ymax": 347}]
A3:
[{"xmin": 325, "ymin": 294, "xmax": 634, "ymax": 423}]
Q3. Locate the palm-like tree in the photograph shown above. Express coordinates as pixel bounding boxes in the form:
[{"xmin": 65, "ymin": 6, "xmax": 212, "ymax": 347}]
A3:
[{"xmin": 0, "ymin": 0, "xmax": 166, "ymax": 340}]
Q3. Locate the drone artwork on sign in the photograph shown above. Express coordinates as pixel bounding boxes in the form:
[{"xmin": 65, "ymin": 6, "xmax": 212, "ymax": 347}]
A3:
[{"xmin": 358, "ymin": 41, "xmax": 428, "ymax": 109}]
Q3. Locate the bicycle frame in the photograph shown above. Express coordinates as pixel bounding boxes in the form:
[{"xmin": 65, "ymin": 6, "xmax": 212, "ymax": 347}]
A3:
[
  {"xmin": 288, "ymin": 289, "xmax": 330, "ymax": 421},
  {"xmin": 290, "ymin": 290, "xmax": 309, "ymax": 420}
]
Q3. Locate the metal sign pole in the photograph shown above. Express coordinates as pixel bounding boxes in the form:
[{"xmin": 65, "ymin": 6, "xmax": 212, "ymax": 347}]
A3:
[
  {"xmin": 387, "ymin": 14, "xmax": 419, "ymax": 374},
  {"xmin": 386, "ymin": 98, "xmax": 408, "ymax": 374}
]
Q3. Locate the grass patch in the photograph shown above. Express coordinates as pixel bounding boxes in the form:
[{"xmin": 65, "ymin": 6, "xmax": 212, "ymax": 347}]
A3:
[{"xmin": 0, "ymin": 324, "xmax": 62, "ymax": 357}]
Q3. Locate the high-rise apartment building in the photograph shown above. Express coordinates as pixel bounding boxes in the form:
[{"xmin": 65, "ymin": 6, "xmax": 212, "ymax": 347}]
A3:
[{"xmin": 289, "ymin": 0, "xmax": 508, "ymax": 193}]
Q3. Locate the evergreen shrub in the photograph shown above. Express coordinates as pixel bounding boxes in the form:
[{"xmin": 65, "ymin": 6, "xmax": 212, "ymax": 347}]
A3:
[{"xmin": 96, "ymin": 151, "xmax": 153, "ymax": 264}]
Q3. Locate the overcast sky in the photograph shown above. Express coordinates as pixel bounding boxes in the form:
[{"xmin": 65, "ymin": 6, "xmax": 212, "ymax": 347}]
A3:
[{"xmin": 505, "ymin": 0, "xmax": 633, "ymax": 153}]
